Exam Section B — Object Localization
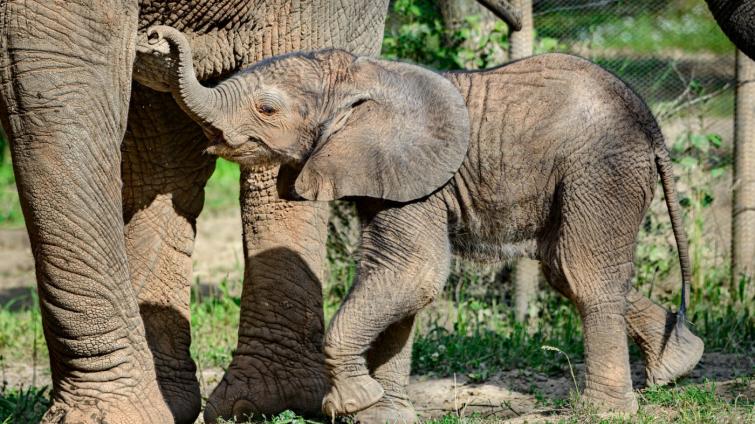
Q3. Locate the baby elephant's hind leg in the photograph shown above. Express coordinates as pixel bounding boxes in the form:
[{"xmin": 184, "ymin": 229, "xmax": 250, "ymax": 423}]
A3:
[
  {"xmin": 322, "ymin": 201, "xmax": 450, "ymax": 418},
  {"xmin": 355, "ymin": 315, "xmax": 418, "ymax": 424},
  {"xmin": 543, "ymin": 179, "xmax": 647, "ymax": 413}
]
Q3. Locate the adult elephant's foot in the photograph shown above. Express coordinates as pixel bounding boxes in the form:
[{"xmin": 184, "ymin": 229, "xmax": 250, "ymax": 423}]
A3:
[
  {"xmin": 41, "ymin": 381, "xmax": 172, "ymax": 423},
  {"xmin": 203, "ymin": 355, "xmax": 329, "ymax": 422},
  {"xmin": 354, "ymin": 394, "xmax": 417, "ymax": 424},
  {"xmin": 322, "ymin": 375, "xmax": 385, "ymax": 417},
  {"xmin": 644, "ymin": 321, "xmax": 704, "ymax": 386},
  {"xmin": 626, "ymin": 289, "xmax": 704, "ymax": 386},
  {"xmin": 152, "ymin": 358, "xmax": 201, "ymax": 424}
]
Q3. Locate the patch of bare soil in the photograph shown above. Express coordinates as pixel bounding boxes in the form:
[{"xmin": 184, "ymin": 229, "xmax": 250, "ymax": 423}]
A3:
[
  {"xmin": 0, "ymin": 228, "xmax": 35, "ymax": 307},
  {"xmin": 192, "ymin": 210, "xmax": 244, "ymax": 289},
  {"xmin": 408, "ymin": 352, "xmax": 754, "ymax": 422},
  {"xmin": 2, "ymin": 353, "xmax": 751, "ymax": 423}
]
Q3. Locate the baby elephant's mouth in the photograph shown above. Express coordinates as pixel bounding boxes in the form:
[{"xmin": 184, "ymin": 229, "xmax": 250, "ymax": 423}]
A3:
[{"xmin": 204, "ymin": 134, "xmax": 277, "ymax": 167}]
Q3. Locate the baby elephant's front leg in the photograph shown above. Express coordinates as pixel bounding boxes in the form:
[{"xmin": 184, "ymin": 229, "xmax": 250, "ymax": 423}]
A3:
[{"xmin": 322, "ymin": 200, "xmax": 451, "ymax": 418}]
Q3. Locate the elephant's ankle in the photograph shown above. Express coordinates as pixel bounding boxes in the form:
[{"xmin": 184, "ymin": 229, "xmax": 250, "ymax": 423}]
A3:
[
  {"xmin": 354, "ymin": 393, "xmax": 417, "ymax": 424},
  {"xmin": 644, "ymin": 321, "xmax": 704, "ymax": 386},
  {"xmin": 581, "ymin": 385, "xmax": 638, "ymax": 414},
  {"xmin": 322, "ymin": 374, "xmax": 385, "ymax": 417}
]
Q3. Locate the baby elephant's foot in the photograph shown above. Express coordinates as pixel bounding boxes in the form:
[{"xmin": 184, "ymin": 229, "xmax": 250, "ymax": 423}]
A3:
[
  {"xmin": 355, "ymin": 396, "xmax": 417, "ymax": 424},
  {"xmin": 646, "ymin": 322, "xmax": 704, "ymax": 386},
  {"xmin": 582, "ymin": 387, "xmax": 639, "ymax": 414},
  {"xmin": 322, "ymin": 374, "xmax": 384, "ymax": 417}
]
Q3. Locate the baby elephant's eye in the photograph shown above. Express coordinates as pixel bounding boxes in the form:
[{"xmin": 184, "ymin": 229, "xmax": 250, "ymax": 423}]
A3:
[{"xmin": 257, "ymin": 103, "xmax": 277, "ymax": 116}]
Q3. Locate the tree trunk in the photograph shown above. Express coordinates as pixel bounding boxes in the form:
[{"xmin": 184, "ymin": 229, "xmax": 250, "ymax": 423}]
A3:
[
  {"xmin": 439, "ymin": 0, "xmax": 506, "ymax": 68},
  {"xmin": 733, "ymin": 49, "xmax": 755, "ymax": 294},
  {"xmin": 514, "ymin": 258, "xmax": 539, "ymax": 321},
  {"xmin": 508, "ymin": 0, "xmax": 538, "ymax": 322}
]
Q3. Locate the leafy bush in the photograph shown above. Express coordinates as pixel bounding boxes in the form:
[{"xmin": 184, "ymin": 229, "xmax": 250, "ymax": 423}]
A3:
[{"xmin": 0, "ymin": 384, "xmax": 50, "ymax": 423}]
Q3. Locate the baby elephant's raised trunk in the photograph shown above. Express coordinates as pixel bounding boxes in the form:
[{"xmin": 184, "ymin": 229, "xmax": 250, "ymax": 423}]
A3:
[{"xmin": 147, "ymin": 26, "xmax": 233, "ymax": 138}]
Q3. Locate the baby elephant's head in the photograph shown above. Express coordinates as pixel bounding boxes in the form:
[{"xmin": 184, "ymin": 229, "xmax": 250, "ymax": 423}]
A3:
[{"xmin": 147, "ymin": 26, "xmax": 470, "ymax": 203}]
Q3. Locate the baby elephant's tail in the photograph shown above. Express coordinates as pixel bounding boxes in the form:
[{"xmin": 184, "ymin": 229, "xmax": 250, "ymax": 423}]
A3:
[{"xmin": 653, "ymin": 130, "xmax": 692, "ymax": 326}]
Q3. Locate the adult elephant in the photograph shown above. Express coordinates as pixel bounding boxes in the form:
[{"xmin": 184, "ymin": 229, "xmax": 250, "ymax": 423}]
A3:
[
  {"xmin": 0, "ymin": 1, "xmax": 521, "ymax": 423},
  {"xmin": 706, "ymin": 0, "xmax": 755, "ymax": 58}
]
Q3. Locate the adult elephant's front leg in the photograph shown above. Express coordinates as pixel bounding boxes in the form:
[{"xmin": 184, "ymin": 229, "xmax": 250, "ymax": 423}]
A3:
[
  {"xmin": 204, "ymin": 166, "xmax": 330, "ymax": 421},
  {"xmin": 122, "ymin": 86, "xmax": 216, "ymax": 424},
  {"xmin": 0, "ymin": 1, "xmax": 171, "ymax": 422}
]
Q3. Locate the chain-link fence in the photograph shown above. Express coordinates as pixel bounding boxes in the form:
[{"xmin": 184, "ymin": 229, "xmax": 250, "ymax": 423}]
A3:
[{"xmin": 532, "ymin": 0, "xmax": 735, "ymax": 146}]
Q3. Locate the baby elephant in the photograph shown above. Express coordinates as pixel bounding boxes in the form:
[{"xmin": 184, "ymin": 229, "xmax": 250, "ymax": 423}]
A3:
[{"xmin": 145, "ymin": 26, "xmax": 703, "ymax": 421}]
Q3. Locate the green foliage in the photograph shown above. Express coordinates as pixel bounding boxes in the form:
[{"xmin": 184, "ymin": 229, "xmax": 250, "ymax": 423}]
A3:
[
  {"xmin": 586, "ymin": 4, "xmax": 734, "ymax": 55},
  {"xmin": 381, "ymin": 0, "xmax": 458, "ymax": 69},
  {"xmin": 633, "ymin": 85, "xmax": 752, "ymax": 354},
  {"xmin": 0, "ymin": 384, "xmax": 49, "ymax": 424},
  {"xmin": 215, "ymin": 409, "xmax": 323, "ymax": 423},
  {"xmin": 0, "ymin": 291, "xmax": 46, "ymax": 363},
  {"xmin": 0, "ymin": 291, "xmax": 48, "ymax": 424},
  {"xmin": 413, "ymin": 291, "xmax": 584, "ymax": 377},
  {"xmin": 204, "ymin": 158, "xmax": 241, "ymax": 213},
  {"xmin": 190, "ymin": 277, "xmax": 240, "ymax": 368},
  {"xmin": 0, "ymin": 139, "xmax": 22, "ymax": 228},
  {"xmin": 381, "ymin": 0, "xmax": 514, "ymax": 70},
  {"xmin": 535, "ymin": 0, "xmax": 733, "ymax": 55}
]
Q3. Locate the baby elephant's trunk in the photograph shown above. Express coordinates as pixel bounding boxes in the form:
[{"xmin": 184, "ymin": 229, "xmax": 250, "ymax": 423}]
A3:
[{"xmin": 147, "ymin": 26, "xmax": 227, "ymax": 133}]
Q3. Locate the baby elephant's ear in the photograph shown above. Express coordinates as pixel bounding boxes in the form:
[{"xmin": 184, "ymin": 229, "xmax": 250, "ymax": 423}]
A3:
[{"xmin": 294, "ymin": 57, "xmax": 470, "ymax": 202}]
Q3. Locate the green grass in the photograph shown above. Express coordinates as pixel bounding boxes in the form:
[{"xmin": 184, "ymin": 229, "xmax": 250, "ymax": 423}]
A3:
[
  {"xmin": 0, "ymin": 294, "xmax": 46, "ymax": 363},
  {"xmin": 0, "ymin": 145, "xmax": 22, "ymax": 228},
  {"xmin": 412, "ymin": 293, "xmax": 584, "ymax": 378},
  {"xmin": 190, "ymin": 277, "xmax": 241, "ymax": 368},
  {"xmin": 204, "ymin": 158, "xmax": 241, "ymax": 213},
  {"xmin": 0, "ymin": 272, "xmax": 752, "ymax": 422},
  {"xmin": 0, "ymin": 385, "xmax": 50, "ymax": 424}
]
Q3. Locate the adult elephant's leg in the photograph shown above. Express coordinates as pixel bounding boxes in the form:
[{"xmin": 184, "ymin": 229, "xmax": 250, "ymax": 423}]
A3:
[
  {"xmin": 625, "ymin": 289, "xmax": 704, "ymax": 385},
  {"xmin": 0, "ymin": 1, "xmax": 171, "ymax": 422},
  {"xmin": 122, "ymin": 86, "xmax": 215, "ymax": 423},
  {"xmin": 356, "ymin": 316, "xmax": 418, "ymax": 424},
  {"xmin": 705, "ymin": 0, "xmax": 755, "ymax": 60},
  {"xmin": 204, "ymin": 165, "xmax": 331, "ymax": 421}
]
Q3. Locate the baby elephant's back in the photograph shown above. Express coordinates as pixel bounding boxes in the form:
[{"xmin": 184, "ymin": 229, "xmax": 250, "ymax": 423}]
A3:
[{"xmin": 441, "ymin": 54, "xmax": 658, "ymax": 249}]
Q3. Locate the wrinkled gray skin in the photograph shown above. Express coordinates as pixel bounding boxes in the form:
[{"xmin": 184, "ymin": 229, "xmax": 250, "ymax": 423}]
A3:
[
  {"xmin": 148, "ymin": 28, "xmax": 705, "ymax": 420},
  {"xmin": 0, "ymin": 1, "xmax": 393, "ymax": 423},
  {"xmin": 705, "ymin": 0, "xmax": 755, "ymax": 59}
]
